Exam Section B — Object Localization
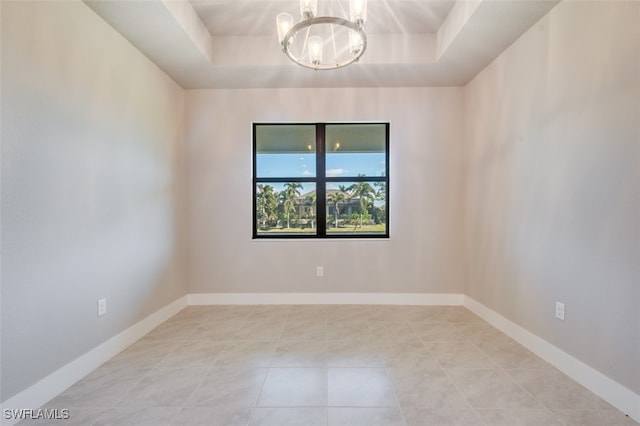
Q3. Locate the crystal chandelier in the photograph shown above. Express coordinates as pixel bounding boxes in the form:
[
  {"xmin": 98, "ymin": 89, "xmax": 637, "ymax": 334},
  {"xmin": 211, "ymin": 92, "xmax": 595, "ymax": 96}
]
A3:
[{"xmin": 276, "ymin": 0, "xmax": 368, "ymax": 70}]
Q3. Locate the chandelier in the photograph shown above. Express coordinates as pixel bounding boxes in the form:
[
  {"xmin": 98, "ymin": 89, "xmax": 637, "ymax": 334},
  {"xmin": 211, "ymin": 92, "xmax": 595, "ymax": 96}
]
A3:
[{"xmin": 276, "ymin": 0, "xmax": 368, "ymax": 70}]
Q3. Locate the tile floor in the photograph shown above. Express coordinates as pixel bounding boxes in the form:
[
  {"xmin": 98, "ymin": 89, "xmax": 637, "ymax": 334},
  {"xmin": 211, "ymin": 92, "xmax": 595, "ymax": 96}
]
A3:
[{"xmin": 25, "ymin": 305, "xmax": 638, "ymax": 426}]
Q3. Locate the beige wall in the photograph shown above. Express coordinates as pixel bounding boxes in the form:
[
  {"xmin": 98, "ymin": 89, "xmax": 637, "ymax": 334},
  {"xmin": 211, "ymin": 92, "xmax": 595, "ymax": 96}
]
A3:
[
  {"xmin": 463, "ymin": 1, "xmax": 640, "ymax": 394},
  {"xmin": 186, "ymin": 87, "xmax": 467, "ymax": 295},
  {"xmin": 1, "ymin": 1, "xmax": 187, "ymax": 401}
]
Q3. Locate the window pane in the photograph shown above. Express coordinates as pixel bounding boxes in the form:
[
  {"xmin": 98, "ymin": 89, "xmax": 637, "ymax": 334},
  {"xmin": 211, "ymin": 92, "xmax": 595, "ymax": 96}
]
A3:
[
  {"xmin": 325, "ymin": 181, "xmax": 387, "ymax": 235},
  {"xmin": 256, "ymin": 182, "xmax": 317, "ymax": 236},
  {"xmin": 325, "ymin": 123, "xmax": 386, "ymax": 177},
  {"xmin": 256, "ymin": 125, "xmax": 316, "ymax": 178}
]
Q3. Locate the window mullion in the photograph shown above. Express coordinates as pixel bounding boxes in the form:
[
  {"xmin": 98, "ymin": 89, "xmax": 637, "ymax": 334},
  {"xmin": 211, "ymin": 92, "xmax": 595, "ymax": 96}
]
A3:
[{"xmin": 316, "ymin": 123, "xmax": 327, "ymax": 236}]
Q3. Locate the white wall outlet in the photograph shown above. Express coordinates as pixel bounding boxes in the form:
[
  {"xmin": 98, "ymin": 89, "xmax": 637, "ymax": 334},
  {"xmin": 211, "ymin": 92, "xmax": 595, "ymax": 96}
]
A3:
[
  {"xmin": 316, "ymin": 266, "xmax": 323, "ymax": 277},
  {"xmin": 97, "ymin": 298, "xmax": 107, "ymax": 317},
  {"xmin": 555, "ymin": 301, "xmax": 565, "ymax": 321}
]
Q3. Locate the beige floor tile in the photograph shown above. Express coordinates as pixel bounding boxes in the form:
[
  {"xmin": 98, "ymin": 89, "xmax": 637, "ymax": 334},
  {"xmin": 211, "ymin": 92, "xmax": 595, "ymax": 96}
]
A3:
[
  {"xmin": 404, "ymin": 306, "xmax": 476, "ymax": 325},
  {"xmin": 328, "ymin": 407, "xmax": 406, "ymax": 426},
  {"xmin": 92, "ymin": 407, "xmax": 181, "ymax": 426},
  {"xmin": 169, "ymin": 307, "xmax": 209, "ymax": 323},
  {"xmin": 446, "ymin": 369, "xmax": 542, "ymax": 409},
  {"xmin": 286, "ymin": 314, "xmax": 327, "ymax": 326},
  {"xmin": 474, "ymin": 339, "xmax": 552, "ymax": 369},
  {"xmin": 73, "ymin": 361, "xmax": 151, "ymax": 383},
  {"xmin": 326, "ymin": 320, "xmax": 373, "ymax": 341},
  {"xmin": 246, "ymin": 308, "xmax": 290, "ymax": 323},
  {"xmin": 117, "ymin": 368, "xmax": 204, "ymax": 407},
  {"xmin": 439, "ymin": 307, "xmax": 482, "ymax": 323},
  {"xmin": 551, "ymin": 409, "xmax": 640, "ymax": 426},
  {"xmin": 377, "ymin": 340, "xmax": 441, "ymax": 369},
  {"xmin": 270, "ymin": 340, "xmax": 326, "ymax": 367},
  {"xmin": 403, "ymin": 306, "xmax": 447, "ymax": 322},
  {"xmin": 250, "ymin": 407, "xmax": 327, "ymax": 426},
  {"xmin": 215, "ymin": 341, "xmax": 276, "ymax": 367},
  {"xmin": 156, "ymin": 341, "xmax": 227, "ymax": 368},
  {"xmin": 411, "ymin": 323, "xmax": 469, "ymax": 343},
  {"xmin": 506, "ymin": 368, "xmax": 614, "ymax": 409},
  {"xmin": 45, "ymin": 372, "xmax": 144, "ymax": 409},
  {"xmin": 105, "ymin": 341, "xmax": 179, "ymax": 370},
  {"xmin": 369, "ymin": 321, "xmax": 418, "ymax": 342},
  {"xmin": 327, "ymin": 368, "xmax": 397, "ymax": 407},
  {"xmin": 364, "ymin": 306, "xmax": 409, "ymax": 322},
  {"xmin": 257, "ymin": 368, "xmax": 327, "ymax": 407},
  {"xmin": 185, "ymin": 368, "xmax": 267, "ymax": 408},
  {"xmin": 402, "ymin": 407, "xmax": 484, "ymax": 426},
  {"xmin": 454, "ymin": 322, "xmax": 506, "ymax": 343},
  {"xmin": 326, "ymin": 340, "xmax": 384, "ymax": 367},
  {"xmin": 280, "ymin": 322, "xmax": 326, "ymax": 341},
  {"xmin": 286, "ymin": 307, "xmax": 327, "ymax": 324},
  {"xmin": 201, "ymin": 306, "xmax": 254, "ymax": 323},
  {"xmin": 425, "ymin": 341, "xmax": 497, "ymax": 369},
  {"xmin": 387, "ymin": 368, "xmax": 469, "ymax": 409},
  {"xmin": 475, "ymin": 408, "xmax": 564, "ymax": 425},
  {"xmin": 160, "ymin": 317, "xmax": 205, "ymax": 330},
  {"xmin": 188, "ymin": 322, "xmax": 245, "ymax": 341},
  {"xmin": 234, "ymin": 320, "xmax": 286, "ymax": 340},
  {"xmin": 173, "ymin": 407, "xmax": 253, "ymax": 426},
  {"xmin": 287, "ymin": 305, "xmax": 328, "ymax": 316},
  {"xmin": 142, "ymin": 321, "xmax": 202, "ymax": 342},
  {"xmin": 326, "ymin": 305, "xmax": 372, "ymax": 322}
]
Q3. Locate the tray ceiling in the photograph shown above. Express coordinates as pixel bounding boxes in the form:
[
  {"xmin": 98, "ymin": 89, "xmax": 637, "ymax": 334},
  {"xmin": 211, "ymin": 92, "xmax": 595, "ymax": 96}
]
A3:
[{"xmin": 85, "ymin": 0, "xmax": 559, "ymax": 89}]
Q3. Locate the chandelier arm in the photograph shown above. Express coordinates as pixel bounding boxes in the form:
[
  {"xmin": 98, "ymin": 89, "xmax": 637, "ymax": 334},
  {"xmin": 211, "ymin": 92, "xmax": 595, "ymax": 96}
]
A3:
[
  {"xmin": 336, "ymin": 0, "xmax": 348, "ymax": 20},
  {"xmin": 302, "ymin": 25, "xmax": 311, "ymax": 58},
  {"xmin": 330, "ymin": 22, "xmax": 338, "ymax": 65},
  {"xmin": 329, "ymin": 0, "xmax": 337, "ymax": 63}
]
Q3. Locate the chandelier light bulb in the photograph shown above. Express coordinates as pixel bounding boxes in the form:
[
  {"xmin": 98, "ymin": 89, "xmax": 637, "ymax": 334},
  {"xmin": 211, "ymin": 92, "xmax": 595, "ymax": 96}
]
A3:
[
  {"xmin": 349, "ymin": 0, "xmax": 367, "ymax": 27},
  {"xmin": 276, "ymin": 13, "xmax": 294, "ymax": 45},
  {"xmin": 349, "ymin": 30, "xmax": 364, "ymax": 56},
  {"xmin": 300, "ymin": 0, "xmax": 318, "ymax": 20},
  {"xmin": 307, "ymin": 36, "xmax": 324, "ymax": 66}
]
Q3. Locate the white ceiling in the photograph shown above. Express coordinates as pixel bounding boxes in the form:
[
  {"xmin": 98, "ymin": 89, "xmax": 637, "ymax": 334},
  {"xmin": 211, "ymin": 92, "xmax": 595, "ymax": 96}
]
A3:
[
  {"xmin": 85, "ymin": 0, "xmax": 560, "ymax": 89},
  {"xmin": 190, "ymin": 0, "xmax": 457, "ymax": 35}
]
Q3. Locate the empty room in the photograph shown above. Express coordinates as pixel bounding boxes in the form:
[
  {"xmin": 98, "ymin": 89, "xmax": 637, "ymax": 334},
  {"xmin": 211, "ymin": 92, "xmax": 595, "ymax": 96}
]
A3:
[{"xmin": 1, "ymin": 0, "xmax": 638, "ymax": 425}]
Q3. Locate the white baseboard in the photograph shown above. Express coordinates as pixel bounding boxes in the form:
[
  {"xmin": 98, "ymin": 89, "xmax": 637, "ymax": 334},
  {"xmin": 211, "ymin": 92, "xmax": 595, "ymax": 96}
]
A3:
[
  {"xmin": 0, "ymin": 296, "xmax": 188, "ymax": 426},
  {"xmin": 463, "ymin": 295, "xmax": 640, "ymax": 423},
  {"xmin": 187, "ymin": 292, "xmax": 464, "ymax": 306}
]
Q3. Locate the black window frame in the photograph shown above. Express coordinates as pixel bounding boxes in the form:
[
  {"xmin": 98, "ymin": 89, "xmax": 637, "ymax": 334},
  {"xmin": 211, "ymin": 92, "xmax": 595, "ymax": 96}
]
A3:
[{"xmin": 253, "ymin": 122, "xmax": 389, "ymax": 239}]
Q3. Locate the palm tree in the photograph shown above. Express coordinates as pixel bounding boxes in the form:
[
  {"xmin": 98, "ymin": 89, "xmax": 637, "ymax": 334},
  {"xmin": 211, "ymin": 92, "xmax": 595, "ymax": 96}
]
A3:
[
  {"xmin": 256, "ymin": 184, "xmax": 278, "ymax": 228},
  {"xmin": 348, "ymin": 177, "xmax": 375, "ymax": 228},
  {"xmin": 373, "ymin": 181, "xmax": 386, "ymax": 199},
  {"xmin": 305, "ymin": 192, "xmax": 316, "ymax": 228},
  {"xmin": 280, "ymin": 182, "xmax": 303, "ymax": 228},
  {"xmin": 327, "ymin": 190, "xmax": 345, "ymax": 228}
]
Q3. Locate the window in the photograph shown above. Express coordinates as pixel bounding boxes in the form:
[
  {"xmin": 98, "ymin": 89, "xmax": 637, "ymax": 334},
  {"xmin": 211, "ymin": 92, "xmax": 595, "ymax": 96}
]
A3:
[{"xmin": 253, "ymin": 122, "xmax": 389, "ymax": 238}]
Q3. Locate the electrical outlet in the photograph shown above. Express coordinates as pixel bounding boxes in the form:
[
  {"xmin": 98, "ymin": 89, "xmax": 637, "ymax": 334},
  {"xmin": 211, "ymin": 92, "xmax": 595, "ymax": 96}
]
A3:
[
  {"xmin": 555, "ymin": 301, "xmax": 565, "ymax": 321},
  {"xmin": 316, "ymin": 266, "xmax": 323, "ymax": 277},
  {"xmin": 97, "ymin": 298, "xmax": 107, "ymax": 317}
]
